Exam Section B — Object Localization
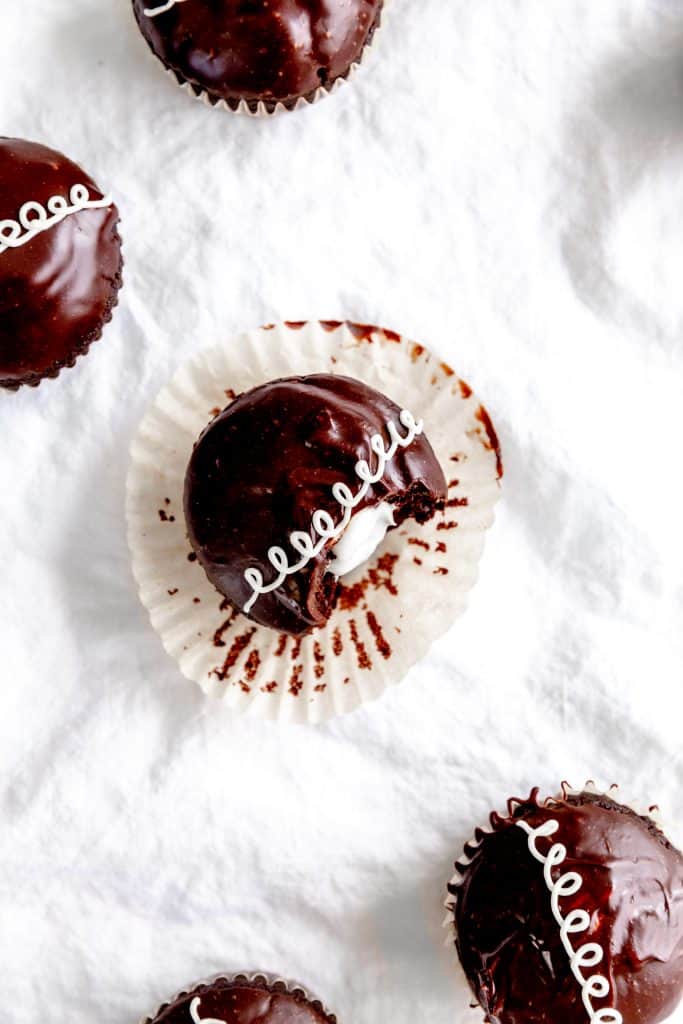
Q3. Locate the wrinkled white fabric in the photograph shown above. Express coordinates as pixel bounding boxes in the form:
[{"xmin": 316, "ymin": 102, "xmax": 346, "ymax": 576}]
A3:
[{"xmin": 1, "ymin": 1, "xmax": 682, "ymax": 1022}]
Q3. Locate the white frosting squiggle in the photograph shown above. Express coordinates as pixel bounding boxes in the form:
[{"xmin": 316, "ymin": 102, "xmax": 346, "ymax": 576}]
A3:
[
  {"xmin": 516, "ymin": 818, "xmax": 623, "ymax": 1024},
  {"xmin": 144, "ymin": 0, "xmax": 188, "ymax": 16},
  {"xmin": 243, "ymin": 409, "xmax": 424, "ymax": 613},
  {"xmin": 0, "ymin": 184, "xmax": 113, "ymax": 256},
  {"xmin": 189, "ymin": 996, "xmax": 225, "ymax": 1024}
]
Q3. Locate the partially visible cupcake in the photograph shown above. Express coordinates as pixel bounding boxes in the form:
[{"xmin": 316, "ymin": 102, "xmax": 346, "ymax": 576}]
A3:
[
  {"xmin": 0, "ymin": 138, "xmax": 122, "ymax": 390},
  {"xmin": 131, "ymin": 0, "xmax": 384, "ymax": 113},
  {"xmin": 184, "ymin": 373, "xmax": 448, "ymax": 635},
  {"xmin": 447, "ymin": 785, "xmax": 683, "ymax": 1024},
  {"xmin": 144, "ymin": 973, "xmax": 337, "ymax": 1023}
]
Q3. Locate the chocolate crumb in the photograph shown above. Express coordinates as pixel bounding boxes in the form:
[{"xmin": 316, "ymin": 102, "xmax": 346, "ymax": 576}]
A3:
[
  {"xmin": 244, "ymin": 649, "xmax": 261, "ymax": 682},
  {"xmin": 313, "ymin": 641, "xmax": 325, "ymax": 679},
  {"xmin": 434, "ymin": 567, "xmax": 449, "ymax": 576},
  {"xmin": 413, "ymin": 557, "xmax": 423, "ymax": 566},
  {"xmin": 314, "ymin": 683, "xmax": 327, "ymax": 693},
  {"xmin": 188, "ymin": 552, "xmax": 197, "ymax": 562},
  {"xmin": 349, "ymin": 619, "xmax": 372, "ymax": 670},
  {"xmin": 167, "ymin": 588, "xmax": 178, "ymax": 596},
  {"xmin": 447, "ymin": 496, "xmax": 469, "ymax": 508},
  {"xmin": 459, "ymin": 379, "xmax": 473, "ymax": 399},
  {"xmin": 261, "ymin": 681, "xmax": 278, "ymax": 693},
  {"xmin": 212, "ymin": 627, "xmax": 257, "ymax": 680},
  {"xmin": 289, "ymin": 664, "xmax": 304, "ymax": 695},
  {"xmin": 408, "ymin": 537, "xmax": 430, "ymax": 551},
  {"xmin": 448, "ymin": 478, "xmax": 460, "ymax": 489},
  {"xmin": 366, "ymin": 610, "xmax": 391, "ymax": 660},
  {"xmin": 332, "ymin": 627, "xmax": 343, "ymax": 656},
  {"xmin": 193, "ymin": 597, "xmax": 201, "ymax": 604},
  {"xmin": 275, "ymin": 634, "xmax": 288, "ymax": 657},
  {"xmin": 436, "ymin": 541, "xmax": 447, "ymax": 554},
  {"xmin": 213, "ymin": 609, "xmax": 238, "ymax": 648},
  {"xmin": 437, "ymin": 520, "xmax": 458, "ymax": 531}
]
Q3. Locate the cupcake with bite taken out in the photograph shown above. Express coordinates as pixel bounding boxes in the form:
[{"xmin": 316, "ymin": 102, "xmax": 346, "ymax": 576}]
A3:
[{"xmin": 184, "ymin": 373, "xmax": 448, "ymax": 635}]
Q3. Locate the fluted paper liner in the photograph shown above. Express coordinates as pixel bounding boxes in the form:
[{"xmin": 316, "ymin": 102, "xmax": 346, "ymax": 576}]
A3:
[
  {"xmin": 126, "ymin": 321, "xmax": 502, "ymax": 723},
  {"xmin": 133, "ymin": 0, "xmax": 387, "ymax": 118},
  {"xmin": 141, "ymin": 970, "xmax": 337, "ymax": 1023}
]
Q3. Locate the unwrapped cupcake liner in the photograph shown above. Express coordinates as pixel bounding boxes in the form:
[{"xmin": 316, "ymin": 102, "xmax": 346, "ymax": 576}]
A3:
[
  {"xmin": 126, "ymin": 320, "xmax": 502, "ymax": 723},
  {"xmin": 443, "ymin": 779, "xmax": 674, "ymax": 947},
  {"xmin": 140, "ymin": 970, "xmax": 337, "ymax": 1024},
  {"xmin": 133, "ymin": 0, "xmax": 388, "ymax": 117}
]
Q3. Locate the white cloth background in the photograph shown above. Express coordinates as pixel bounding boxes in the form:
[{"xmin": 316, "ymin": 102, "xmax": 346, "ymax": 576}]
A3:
[{"xmin": 1, "ymin": 1, "xmax": 682, "ymax": 1021}]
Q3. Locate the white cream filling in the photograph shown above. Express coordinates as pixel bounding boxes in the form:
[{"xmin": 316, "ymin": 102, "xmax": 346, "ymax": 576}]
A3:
[{"xmin": 327, "ymin": 502, "xmax": 395, "ymax": 578}]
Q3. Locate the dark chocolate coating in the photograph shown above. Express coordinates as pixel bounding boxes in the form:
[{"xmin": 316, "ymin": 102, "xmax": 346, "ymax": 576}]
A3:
[
  {"xmin": 449, "ymin": 790, "xmax": 683, "ymax": 1024},
  {"xmin": 132, "ymin": 0, "xmax": 383, "ymax": 110},
  {"xmin": 184, "ymin": 373, "xmax": 447, "ymax": 635},
  {"xmin": 0, "ymin": 138, "xmax": 122, "ymax": 390},
  {"xmin": 148, "ymin": 976, "xmax": 335, "ymax": 1024}
]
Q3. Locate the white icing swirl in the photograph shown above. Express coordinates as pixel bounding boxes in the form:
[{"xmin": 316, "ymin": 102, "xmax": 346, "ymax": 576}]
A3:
[
  {"xmin": 0, "ymin": 184, "xmax": 113, "ymax": 256},
  {"xmin": 189, "ymin": 997, "xmax": 225, "ymax": 1024},
  {"xmin": 243, "ymin": 409, "xmax": 424, "ymax": 613},
  {"xmin": 516, "ymin": 818, "xmax": 623, "ymax": 1024},
  {"xmin": 144, "ymin": 0, "xmax": 188, "ymax": 16}
]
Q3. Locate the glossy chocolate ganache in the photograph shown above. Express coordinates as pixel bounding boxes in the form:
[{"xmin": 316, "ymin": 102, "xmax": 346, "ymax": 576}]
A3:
[
  {"xmin": 0, "ymin": 138, "xmax": 122, "ymax": 390},
  {"xmin": 449, "ymin": 789, "xmax": 683, "ymax": 1024},
  {"xmin": 132, "ymin": 0, "xmax": 383, "ymax": 111},
  {"xmin": 184, "ymin": 374, "xmax": 447, "ymax": 635},
  {"xmin": 148, "ymin": 975, "xmax": 336, "ymax": 1024}
]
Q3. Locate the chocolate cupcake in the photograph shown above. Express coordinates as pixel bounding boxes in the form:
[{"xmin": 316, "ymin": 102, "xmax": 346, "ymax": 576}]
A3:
[
  {"xmin": 144, "ymin": 973, "xmax": 336, "ymax": 1024},
  {"xmin": 447, "ymin": 786, "xmax": 683, "ymax": 1024},
  {"xmin": 184, "ymin": 373, "xmax": 447, "ymax": 636},
  {"xmin": 0, "ymin": 138, "xmax": 122, "ymax": 390},
  {"xmin": 132, "ymin": 0, "xmax": 384, "ymax": 113}
]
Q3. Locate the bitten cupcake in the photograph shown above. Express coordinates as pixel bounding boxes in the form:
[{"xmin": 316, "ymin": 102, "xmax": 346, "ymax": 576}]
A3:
[
  {"xmin": 0, "ymin": 138, "xmax": 122, "ymax": 390},
  {"xmin": 144, "ymin": 973, "xmax": 337, "ymax": 1023},
  {"xmin": 132, "ymin": 0, "xmax": 384, "ymax": 113},
  {"xmin": 184, "ymin": 374, "xmax": 448, "ymax": 635},
  {"xmin": 447, "ymin": 785, "xmax": 683, "ymax": 1024}
]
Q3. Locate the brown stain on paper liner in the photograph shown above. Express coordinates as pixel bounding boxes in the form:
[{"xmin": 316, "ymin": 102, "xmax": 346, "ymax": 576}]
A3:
[
  {"xmin": 366, "ymin": 610, "xmax": 391, "ymax": 660},
  {"xmin": 348, "ymin": 619, "xmax": 372, "ymax": 671},
  {"xmin": 212, "ymin": 627, "xmax": 257, "ymax": 681},
  {"xmin": 475, "ymin": 404, "xmax": 504, "ymax": 479}
]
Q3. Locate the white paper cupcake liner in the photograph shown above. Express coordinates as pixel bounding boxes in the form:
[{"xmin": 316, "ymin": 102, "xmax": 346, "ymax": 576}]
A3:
[
  {"xmin": 443, "ymin": 779, "xmax": 673, "ymax": 945},
  {"xmin": 126, "ymin": 320, "xmax": 502, "ymax": 723},
  {"xmin": 141, "ymin": 970, "xmax": 337, "ymax": 1024},
  {"xmin": 134, "ymin": 0, "xmax": 387, "ymax": 117}
]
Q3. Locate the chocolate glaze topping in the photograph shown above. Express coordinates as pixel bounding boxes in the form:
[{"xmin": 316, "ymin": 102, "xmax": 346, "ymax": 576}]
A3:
[
  {"xmin": 449, "ymin": 789, "xmax": 683, "ymax": 1024},
  {"xmin": 148, "ymin": 976, "xmax": 335, "ymax": 1024},
  {"xmin": 0, "ymin": 138, "xmax": 122, "ymax": 390},
  {"xmin": 132, "ymin": 0, "xmax": 383, "ymax": 110},
  {"xmin": 184, "ymin": 374, "xmax": 447, "ymax": 635}
]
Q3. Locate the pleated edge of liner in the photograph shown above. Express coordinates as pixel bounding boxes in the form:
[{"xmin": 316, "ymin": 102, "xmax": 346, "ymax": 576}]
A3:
[
  {"xmin": 440, "ymin": 779, "xmax": 665, "ymax": 946},
  {"xmin": 138, "ymin": 0, "xmax": 388, "ymax": 118},
  {"xmin": 139, "ymin": 970, "xmax": 338, "ymax": 1024}
]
